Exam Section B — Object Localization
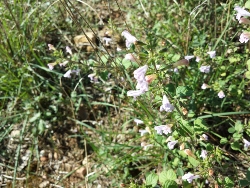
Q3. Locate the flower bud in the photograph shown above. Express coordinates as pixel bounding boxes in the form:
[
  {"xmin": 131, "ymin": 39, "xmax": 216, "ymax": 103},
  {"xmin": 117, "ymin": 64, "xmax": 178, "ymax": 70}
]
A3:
[
  {"xmin": 145, "ymin": 74, "xmax": 157, "ymax": 83},
  {"xmin": 239, "ymin": 17, "xmax": 250, "ymax": 25},
  {"xmin": 173, "ymin": 59, "xmax": 189, "ymax": 68}
]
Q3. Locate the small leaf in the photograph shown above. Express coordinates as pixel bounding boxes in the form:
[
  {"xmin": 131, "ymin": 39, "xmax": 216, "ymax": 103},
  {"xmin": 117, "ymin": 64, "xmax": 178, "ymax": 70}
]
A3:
[
  {"xmin": 162, "ymin": 180, "xmax": 178, "ymax": 188},
  {"xmin": 146, "ymin": 172, "xmax": 158, "ymax": 187},
  {"xmin": 188, "ymin": 156, "xmax": 200, "ymax": 167},
  {"xmin": 159, "ymin": 171, "xmax": 168, "ymax": 185},
  {"xmin": 176, "ymin": 168, "xmax": 184, "ymax": 176},
  {"xmin": 194, "ymin": 119, "xmax": 208, "ymax": 134},
  {"xmin": 245, "ymin": 1, "xmax": 250, "ymax": 9},
  {"xmin": 245, "ymin": 71, "xmax": 250, "ymax": 79},
  {"xmin": 220, "ymin": 138, "xmax": 228, "ymax": 144},
  {"xmin": 246, "ymin": 170, "xmax": 250, "ymax": 182},
  {"xmin": 230, "ymin": 142, "xmax": 240, "ymax": 151},
  {"xmin": 228, "ymin": 127, "xmax": 235, "ymax": 133},
  {"xmin": 166, "ymin": 169, "xmax": 177, "ymax": 181},
  {"xmin": 235, "ymin": 121, "xmax": 243, "ymax": 132},
  {"xmin": 29, "ymin": 112, "xmax": 41, "ymax": 123},
  {"xmin": 239, "ymin": 179, "xmax": 250, "ymax": 187},
  {"xmin": 176, "ymin": 86, "xmax": 193, "ymax": 97},
  {"xmin": 224, "ymin": 177, "xmax": 234, "ymax": 187}
]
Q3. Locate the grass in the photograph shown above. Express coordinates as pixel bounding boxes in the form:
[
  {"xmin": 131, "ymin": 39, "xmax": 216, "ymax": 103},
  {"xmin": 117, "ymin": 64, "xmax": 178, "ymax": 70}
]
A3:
[{"xmin": 1, "ymin": 0, "xmax": 250, "ymax": 187}]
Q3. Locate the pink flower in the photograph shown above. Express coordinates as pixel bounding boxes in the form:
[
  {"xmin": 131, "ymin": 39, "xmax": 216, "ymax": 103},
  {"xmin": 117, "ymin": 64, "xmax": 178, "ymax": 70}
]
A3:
[
  {"xmin": 218, "ymin": 90, "xmax": 225, "ymax": 98},
  {"xmin": 66, "ymin": 46, "xmax": 72, "ymax": 55},
  {"xmin": 182, "ymin": 172, "xmax": 200, "ymax": 183},
  {"xmin": 199, "ymin": 66, "xmax": 210, "ymax": 73},
  {"xmin": 243, "ymin": 138, "xmax": 250, "ymax": 149},
  {"xmin": 200, "ymin": 150, "xmax": 207, "ymax": 159},
  {"xmin": 234, "ymin": 6, "xmax": 250, "ymax": 21},
  {"xmin": 160, "ymin": 95, "xmax": 174, "ymax": 112},
  {"xmin": 239, "ymin": 32, "xmax": 250, "ymax": 43},
  {"xmin": 201, "ymin": 83, "xmax": 208, "ymax": 90},
  {"xmin": 207, "ymin": 51, "xmax": 216, "ymax": 58},
  {"xmin": 154, "ymin": 125, "xmax": 172, "ymax": 135},
  {"xmin": 121, "ymin": 30, "xmax": 138, "ymax": 48},
  {"xmin": 124, "ymin": 53, "xmax": 138, "ymax": 62},
  {"xmin": 167, "ymin": 140, "xmax": 178, "ymax": 150}
]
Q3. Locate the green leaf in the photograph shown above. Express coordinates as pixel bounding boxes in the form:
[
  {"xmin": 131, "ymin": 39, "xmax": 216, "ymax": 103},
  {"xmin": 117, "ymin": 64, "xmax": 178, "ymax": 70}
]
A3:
[
  {"xmin": 29, "ymin": 112, "xmax": 41, "ymax": 122},
  {"xmin": 146, "ymin": 172, "xmax": 158, "ymax": 187},
  {"xmin": 188, "ymin": 156, "xmax": 200, "ymax": 167},
  {"xmin": 224, "ymin": 177, "xmax": 234, "ymax": 188},
  {"xmin": 235, "ymin": 121, "xmax": 243, "ymax": 132},
  {"xmin": 245, "ymin": 71, "xmax": 250, "ymax": 79},
  {"xmin": 159, "ymin": 171, "xmax": 168, "ymax": 185},
  {"xmin": 166, "ymin": 169, "xmax": 177, "ymax": 181},
  {"xmin": 162, "ymin": 180, "xmax": 178, "ymax": 188},
  {"xmin": 246, "ymin": 170, "xmax": 250, "ymax": 182},
  {"xmin": 245, "ymin": 1, "xmax": 250, "ymax": 9},
  {"xmin": 176, "ymin": 86, "xmax": 193, "ymax": 97},
  {"xmin": 38, "ymin": 119, "xmax": 45, "ymax": 135},
  {"xmin": 228, "ymin": 127, "xmax": 235, "ymax": 133},
  {"xmin": 176, "ymin": 168, "xmax": 184, "ymax": 176},
  {"xmin": 220, "ymin": 138, "xmax": 228, "ymax": 144},
  {"xmin": 194, "ymin": 119, "xmax": 208, "ymax": 134},
  {"xmin": 239, "ymin": 179, "xmax": 250, "ymax": 187},
  {"xmin": 122, "ymin": 59, "xmax": 138, "ymax": 69},
  {"xmin": 230, "ymin": 142, "xmax": 240, "ymax": 151}
]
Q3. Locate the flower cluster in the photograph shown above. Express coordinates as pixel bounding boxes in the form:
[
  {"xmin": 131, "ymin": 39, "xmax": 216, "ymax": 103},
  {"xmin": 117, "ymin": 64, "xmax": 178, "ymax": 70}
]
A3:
[{"xmin": 235, "ymin": 6, "xmax": 250, "ymax": 43}]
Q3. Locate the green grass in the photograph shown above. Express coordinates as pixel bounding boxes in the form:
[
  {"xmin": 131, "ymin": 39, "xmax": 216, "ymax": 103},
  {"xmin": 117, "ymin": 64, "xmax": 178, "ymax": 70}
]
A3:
[{"xmin": 1, "ymin": 0, "xmax": 250, "ymax": 187}]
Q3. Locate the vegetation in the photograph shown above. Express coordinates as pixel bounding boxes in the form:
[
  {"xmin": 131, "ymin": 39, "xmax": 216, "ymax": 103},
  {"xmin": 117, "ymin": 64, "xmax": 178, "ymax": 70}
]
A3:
[{"xmin": 1, "ymin": 0, "xmax": 250, "ymax": 187}]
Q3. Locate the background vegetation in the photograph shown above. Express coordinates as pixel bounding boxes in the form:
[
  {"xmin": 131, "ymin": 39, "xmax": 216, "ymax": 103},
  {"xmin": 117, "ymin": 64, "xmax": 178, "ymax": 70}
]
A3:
[{"xmin": 1, "ymin": 0, "xmax": 250, "ymax": 187}]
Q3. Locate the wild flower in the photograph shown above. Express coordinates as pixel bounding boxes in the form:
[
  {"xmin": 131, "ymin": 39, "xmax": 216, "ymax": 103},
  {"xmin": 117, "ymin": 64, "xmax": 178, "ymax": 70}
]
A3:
[
  {"xmin": 207, "ymin": 50, "xmax": 216, "ymax": 58},
  {"xmin": 160, "ymin": 95, "xmax": 174, "ymax": 112},
  {"xmin": 201, "ymin": 83, "xmax": 208, "ymax": 90},
  {"xmin": 239, "ymin": 32, "xmax": 250, "ymax": 43},
  {"xmin": 134, "ymin": 118, "xmax": 144, "ymax": 125},
  {"xmin": 124, "ymin": 53, "xmax": 138, "ymax": 62},
  {"xmin": 200, "ymin": 150, "xmax": 208, "ymax": 159},
  {"xmin": 141, "ymin": 142, "xmax": 153, "ymax": 150},
  {"xmin": 103, "ymin": 37, "xmax": 112, "ymax": 45},
  {"xmin": 63, "ymin": 70, "xmax": 72, "ymax": 78},
  {"xmin": 121, "ymin": 30, "xmax": 138, "ymax": 48},
  {"xmin": 127, "ymin": 90, "xmax": 144, "ymax": 100},
  {"xmin": 218, "ymin": 90, "xmax": 225, "ymax": 98},
  {"xmin": 184, "ymin": 55, "xmax": 194, "ymax": 61},
  {"xmin": 243, "ymin": 138, "xmax": 250, "ymax": 149},
  {"xmin": 47, "ymin": 63, "xmax": 55, "ymax": 70},
  {"xmin": 200, "ymin": 134, "xmax": 208, "ymax": 141},
  {"xmin": 199, "ymin": 66, "xmax": 210, "ymax": 73},
  {"xmin": 234, "ymin": 6, "xmax": 250, "ymax": 21},
  {"xmin": 48, "ymin": 44, "xmax": 56, "ymax": 51},
  {"xmin": 195, "ymin": 56, "xmax": 201, "ymax": 62},
  {"xmin": 154, "ymin": 125, "xmax": 172, "ymax": 135},
  {"xmin": 59, "ymin": 60, "xmax": 69, "ymax": 67},
  {"xmin": 88, "ymin": 73, "xmax": 99, "ymax": 83},
  {"xmin": 167, "ymin": 140, "xmax": 178, "ymax": 150},
  {"xmin": 182, "ymin": 172, "xmax": 200, "ymax": 183},
  {"xmin": 133, "ymin": 65, "xmax": 148, "ymax": 81},
  {"xmin": 136, "ymin": 80, "xmax": 148, "ymax": 92},
  {"xmin": 66, "ymin": 46, "xmax": 72, "ymax": 55},
  {"xmin": 139, "ymin": 129, "xmax": 149, "ymax": 136},
  {"xmin": 156, "ymin": 64, "xmax": 161, "ymax": 70}
]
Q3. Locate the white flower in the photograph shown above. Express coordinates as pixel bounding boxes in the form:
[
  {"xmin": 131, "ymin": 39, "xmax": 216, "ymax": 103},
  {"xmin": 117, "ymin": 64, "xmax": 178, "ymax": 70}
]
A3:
[
  {"xmin": 154, "ymin": 125, "xmax": 172, "ymax": 135},
  {"xmin": 59, "ymin": 60, "xmax": 69, "ymax": 67},
  {"xmin": 160, "ymin": 95, "xmax": 174, "ymax": 112},
  {"xmin": 63, "ymin": 70, "xmax": 72, "ymax": 78},
  {"xmin": 127, "ymin": 90, "xmax": 144, "ymax": 100},
  {"xmin": 133, "ymin": 65, "xmax": 148, "ymax": 81},
  {"xmin": 103, "ymin": 37, "xmax": 112, "ymax": 45},
  {"xmin": 200, "ymin": 150, "xmax": 208, "ymax": 159},
  {"xmin": 88, "ymin": 73, "xmax": 99, "ymax": 83},
  {"xmin": 167, "ymin": 140, "xmax": 178, "ymax": 150},
  {"xmin": 136, "ymin": 80, "xmax": 148, "ymax": 92},
  {"xmin": 218, "ymin": 90, "xmax": 225, "ymax": 98},
  {"xmin": 243, "ymin": 138, "xmax": 250, "ymax": 149},
  {"xmin": 156, "ymin": 64, "xmax": 161, "ymax": 70},
  {"xmin": 121, "ymin": 30, "xmax": 138, "ymax": 48},
  {"xmin": 182, "ymin": 172, "xmax": 200, "ymax": 183},
  {"xmin": 234, "ymin": 6, "xmax": 250, "ymax": 21},
  {"xmin": 173, "ymin": 68, "xmax": 179, "ymax": 73},
  {"xmin": 117, "ymin": 47, "xmax": 122, "ymax": 51},
  {"xmin": 201, "ymin": 83, "xmax": 208, "ymax": 90},
  {"xmin": 207, "ymin": 51, "xmax": 216, "ymax": 58},
  {"xmin": 195, "ymin": 56, "xmax": 201, "ymax": 62},
  {"xmin": 184, "ymin": 55, "xmax": 194, "ymax": 61},
  {"xmin": 239, "ymin": 32, "xmax": 250, "ymax": 43},
  {"xmin": 66, "ymin": 46, "xmax": 72, "ymax": 55},
  {"xmin": 125, "ymin": 53, "xmax": 137, "ymax": 62},
  {"xmin": 71, "ymin": 69, "xmax": 80, "ymax": 75},
  {"xmin": 199, "ymin": 66, "xmax": 210, "ymax": 73},
  {"xmin": 139, "ymin": 129, "xmax": 149, "ymax": 136},
  {"xmin": 200, "ymin": 134, "xmax": 208, "ymax": 141},
  {"xmin": 141, "ymin": 142, "xmax": 153, "ymax": 150},
  {"xmin": 48, "ymin": 44, "xmax": 55, "ymax": 51},
  {"xmin": 134, "ymin": 118, "xmax": 144, "ymax": 125},
  {"xmin": 47, "ymin": 63, "xmax": 55, "ymax": 70}
]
